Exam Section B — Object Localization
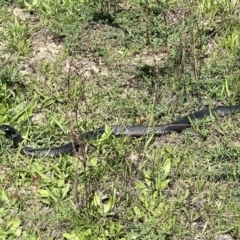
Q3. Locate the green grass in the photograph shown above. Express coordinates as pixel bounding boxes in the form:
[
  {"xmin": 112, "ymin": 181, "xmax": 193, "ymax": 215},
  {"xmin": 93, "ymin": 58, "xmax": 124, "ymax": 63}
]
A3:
[{"xmin": 1, "ymin": 0, "xmax": 240, "ymax": 239}]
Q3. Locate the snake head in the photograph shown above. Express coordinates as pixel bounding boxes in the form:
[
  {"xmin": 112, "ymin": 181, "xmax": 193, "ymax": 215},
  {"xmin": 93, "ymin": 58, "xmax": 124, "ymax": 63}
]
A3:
[{"xmin": 0, "ymin": 124, "xmax": 22, "ymax": 148}]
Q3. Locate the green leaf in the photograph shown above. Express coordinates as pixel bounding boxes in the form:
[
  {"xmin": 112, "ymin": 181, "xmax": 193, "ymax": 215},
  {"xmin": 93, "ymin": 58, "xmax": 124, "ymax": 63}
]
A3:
[
  {"xmin": 144, "ymin": 170, "xmax": 152, "ymax": 187},
  {"xmin": 62, "ymin": 232, "xmax": 79, "ymax": 240},
  {"xmin": 51, "ymin": 115, "xmax": 65, "ymax": 131},
  {"xmin": 15, "ymin": 228, "xmax": 22, "ymax": 237},
  {"xmin": 38, "ymin": 189, "xmax": 50, "ymax": 197},
  {"xmin": 39, "ymin": 198, "xmax": 51, "ymax": 205},
  {"xmin": 133, "ymin": 206, "xmax": 142, "ymax": 218},
  {"xmin": 62, "ymin": 233, "xmax": 72, "ymax": 239},
  {"xmin": 61, "ymin": 183, "xmax": 71, "ymax": 199},
  {"xmin": 103, "ymin": 191, "xmax": 116, "ymax": 214},
  {"xmin": 0, "ymin": 104, "xmax": 7, "ymax": 115},
  {"xmin": 162, "ymin": 158, "xmax": 171, "ymax": 180},
  {"xmin": 93, "ymin": 191, "xmax": 101, "ymax": 207},
  {"xmin": 7, "ymin": 217, "xmax": 21, "ymax": 230},
  {"xmin": 57, "ymin": 179, "xmax": 65, "ymax": 187},
  {"xmin": 34, "ymin": 168, "xmax": 48, "ymax": 180},
  {"xmin": 1, "ymin": 190, "xmax": 9, "ymax": 203},
  {"xmin": 98, "ymin": 125, "xmax": 113, "ymax": 142},
  {"xmin": 160, "ymin": 179, "xmax": 172, "ymax": 189},
  {"xmin": 89, "ymin": 156, "xmax": 99, "ymax": 167},
  {"xmin": 11, "ymin": 102, "xmax": 35, "ymax": 122}
]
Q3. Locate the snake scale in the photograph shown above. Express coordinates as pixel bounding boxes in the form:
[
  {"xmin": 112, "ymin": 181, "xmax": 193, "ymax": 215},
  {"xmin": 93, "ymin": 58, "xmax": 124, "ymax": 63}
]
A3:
[{"xmin": 1, "ymin": 105, "xmax": 240, "ymax": 157}]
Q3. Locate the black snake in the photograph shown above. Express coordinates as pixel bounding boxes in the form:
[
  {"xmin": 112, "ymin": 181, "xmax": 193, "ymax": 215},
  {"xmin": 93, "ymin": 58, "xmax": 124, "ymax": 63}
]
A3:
[{"xmin": 1, "ymin": 105, "xmax": 240, "ymax": 157}]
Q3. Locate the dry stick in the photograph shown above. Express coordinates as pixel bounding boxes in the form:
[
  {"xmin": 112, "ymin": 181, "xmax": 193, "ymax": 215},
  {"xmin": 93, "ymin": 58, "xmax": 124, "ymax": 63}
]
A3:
[
  {"xmin": 155, "ymin": 0, "xmax": 170, "ymax": 86},
  {"xmin": 180, "ymin": 11, "xmax": 186, "ymax": 101},
  {"xmin": 163, "ymin": 9, "xmax": 171, "ymax": 87},
  {"xmin": 66, "ymin": 58, "xmax": 88, "ymax": 213},
  {"xmin": 191, "ymin": 12, "xmax": 204, "ymax": 101},
  {"xmin": 65, "ymin": 58, "xmax": 81, "ymax": 211},
  {"xmin": 73, "ymin": 91, "xmax": 89, "ymax": 214},
  {"xmin": 73, "ymin": 133, "xmax": 87, "ymax": 213},
  {"xmin": 191, "ymin": 3, "xmax": 204, "ymax": 101},
  {"xmin": 143, "ymin": 1, "xmax": 163, "ymax": 181},
  {"xmin": 75, "ymin": 94, "xmax": 88, "ymax": 213},
  {"xmin": 192, "ymin": 30, "xmax": 200, "ymax": 98},
  {"xmin": 144, "ymin": 1, "xmax": 160, "ymax": 125},
  {"xmin": 145, "ymin": 3, "xmax": 160, "ymax": 84}
]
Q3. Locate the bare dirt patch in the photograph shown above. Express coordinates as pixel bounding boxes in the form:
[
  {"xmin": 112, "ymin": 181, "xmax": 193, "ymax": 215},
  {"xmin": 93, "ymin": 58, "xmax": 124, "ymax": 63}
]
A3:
[{"xmin": 19, "ymin": 27, "xmax": 63, "ymax": 75}]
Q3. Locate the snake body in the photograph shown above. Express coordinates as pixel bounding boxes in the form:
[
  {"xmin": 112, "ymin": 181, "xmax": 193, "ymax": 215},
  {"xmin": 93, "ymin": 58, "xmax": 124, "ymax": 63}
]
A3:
[{"xmin": 1, "ymin": 105, "xmax": 240, "ymax": 157}]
